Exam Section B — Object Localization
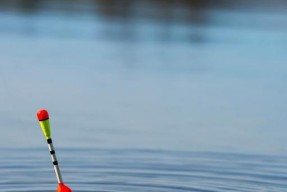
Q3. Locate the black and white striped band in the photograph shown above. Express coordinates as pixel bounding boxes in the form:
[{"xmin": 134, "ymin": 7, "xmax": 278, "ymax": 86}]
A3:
[{"xmin": 46, "ymin": 138, "xmax": 63, "ymax": 183}]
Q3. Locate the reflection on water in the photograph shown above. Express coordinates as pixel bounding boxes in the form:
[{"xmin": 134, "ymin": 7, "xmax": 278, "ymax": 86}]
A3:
[{"xmin": 0, "ymin": 0, "xmax": 287, "ymax": 154}]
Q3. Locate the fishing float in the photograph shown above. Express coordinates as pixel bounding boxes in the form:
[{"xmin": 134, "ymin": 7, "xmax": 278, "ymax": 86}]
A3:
[{"xmin": 37, "ymin": 109, "xmax": 72, "ymax": 192}]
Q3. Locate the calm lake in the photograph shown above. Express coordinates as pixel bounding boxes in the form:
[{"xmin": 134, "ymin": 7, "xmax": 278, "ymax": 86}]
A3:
[{"xmin": 0, "ymin": 0, "xmax": 287, "ymax": 191}]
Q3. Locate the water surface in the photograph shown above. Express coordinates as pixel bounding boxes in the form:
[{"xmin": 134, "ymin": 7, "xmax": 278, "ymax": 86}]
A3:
[
  {"xmin": 1, "ymin": 148, "xmax": 287, "ymax": 192},
  {"xmin": 0, "ymin": 1, "xmax": 287, "ymax": 191}
]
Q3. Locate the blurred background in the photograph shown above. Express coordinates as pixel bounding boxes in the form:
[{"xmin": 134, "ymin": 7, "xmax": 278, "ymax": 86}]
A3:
[{"xmin": 0, "ymin": 0, "xmax": 287, "ymax": 155}]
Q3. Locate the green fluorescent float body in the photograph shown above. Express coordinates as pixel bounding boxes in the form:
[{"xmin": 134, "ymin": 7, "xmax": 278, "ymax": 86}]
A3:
[
  {"xmin": 38, "ymin": 117, "xmax": 51, "ymax": 139},
  {"xmin": 37, "ymin": 109, "xmax": 72, "ymax": 192}
]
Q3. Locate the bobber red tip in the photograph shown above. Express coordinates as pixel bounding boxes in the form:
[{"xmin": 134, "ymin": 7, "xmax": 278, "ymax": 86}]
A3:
[
  {"xmin": 37, "ymin": 109, "xmax": 49, "ymax": 121},
  {"xmin": 57, "ymin": 183, "xmax": 72, "ymax": 192}
]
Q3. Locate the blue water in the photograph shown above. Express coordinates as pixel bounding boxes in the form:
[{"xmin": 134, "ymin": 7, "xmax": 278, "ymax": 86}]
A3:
[
  {"xmin": 0, "ymin": 1, "xmax": 287, "ymax": 191},
  {"xmin": 1, "ymin": 148, "xmax": 287, "ymax": 192}
]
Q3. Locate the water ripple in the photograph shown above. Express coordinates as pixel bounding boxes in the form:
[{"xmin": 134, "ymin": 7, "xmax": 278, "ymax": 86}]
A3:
[{"xmin": 0, "ymin": 149, "xmax": 287, "ymax": 192}]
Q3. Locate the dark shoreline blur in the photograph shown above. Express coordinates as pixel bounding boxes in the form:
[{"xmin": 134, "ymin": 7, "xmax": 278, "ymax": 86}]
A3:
[
  {"xmin": 1, "ymin": 0, "xmax": 286, "ymax": 20},
  {"xmin": 1, "ymin": 0, "xmax": 286, "ymax": 43}
]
